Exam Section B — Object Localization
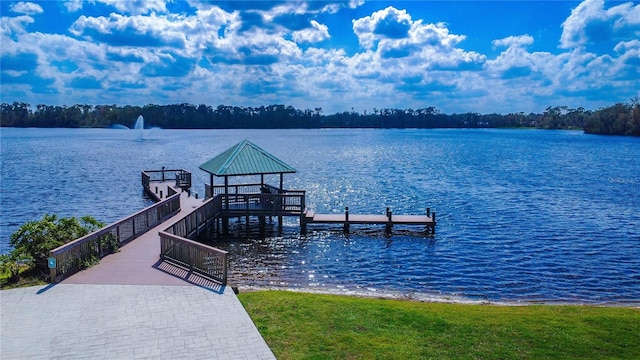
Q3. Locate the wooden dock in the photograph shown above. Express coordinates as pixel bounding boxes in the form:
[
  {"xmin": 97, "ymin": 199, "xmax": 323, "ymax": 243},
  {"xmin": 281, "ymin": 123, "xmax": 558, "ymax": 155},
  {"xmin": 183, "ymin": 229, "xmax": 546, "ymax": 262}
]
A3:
[{"xmin": 303, "ymin": 207, "xmax": 436, "ymax": 234}]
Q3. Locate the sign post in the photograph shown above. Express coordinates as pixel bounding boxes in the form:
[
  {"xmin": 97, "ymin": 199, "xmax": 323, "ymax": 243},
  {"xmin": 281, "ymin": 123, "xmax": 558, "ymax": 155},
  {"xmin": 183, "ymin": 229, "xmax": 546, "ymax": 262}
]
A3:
[{"xmin": 48, "ymin": 257, "xmax": 57, "ymax": 283}]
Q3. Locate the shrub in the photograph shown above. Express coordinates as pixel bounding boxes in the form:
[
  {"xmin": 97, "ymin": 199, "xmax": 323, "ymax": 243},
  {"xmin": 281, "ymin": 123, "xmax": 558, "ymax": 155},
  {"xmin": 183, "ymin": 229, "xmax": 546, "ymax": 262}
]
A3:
[{"xmin": 8, "ymin": 214, "xmax": 103, "ymax": 275}]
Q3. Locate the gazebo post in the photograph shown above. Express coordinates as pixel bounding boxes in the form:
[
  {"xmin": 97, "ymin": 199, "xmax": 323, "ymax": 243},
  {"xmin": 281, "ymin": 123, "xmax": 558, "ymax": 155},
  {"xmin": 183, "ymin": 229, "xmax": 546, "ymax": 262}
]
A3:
[
  {"xmin": 223, "ymin": 175, "xmax": 229, "ymax": 233},
  {"xmin": 259, "ymin": 174, "xmax": 266, "ymax": 229},
  {"xmin": 209, "ymin": 174, "xmax": 214, "ymax": 198},
  {"xmin": 278, "ymin": 172, "xmax": 284, "ymax": 227}
]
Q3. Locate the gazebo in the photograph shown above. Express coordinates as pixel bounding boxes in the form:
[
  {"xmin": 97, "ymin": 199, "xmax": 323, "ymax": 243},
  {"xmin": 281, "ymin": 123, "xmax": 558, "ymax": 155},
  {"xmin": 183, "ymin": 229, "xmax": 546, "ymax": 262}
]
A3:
[
  {"xmin": 199, "ymin": 139, "xmax": 296, "ymax": 197},
  {"xmin": 199, "ymin": 139, "xmax": 300, "ymax": 232}
]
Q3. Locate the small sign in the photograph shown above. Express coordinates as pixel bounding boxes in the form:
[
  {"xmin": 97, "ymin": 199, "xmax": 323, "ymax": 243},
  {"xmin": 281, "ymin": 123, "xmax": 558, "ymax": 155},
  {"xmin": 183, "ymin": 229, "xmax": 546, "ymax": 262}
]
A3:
[{"xmin": 48, "ymin": 258, "xmax": 56, "ymax": 269}]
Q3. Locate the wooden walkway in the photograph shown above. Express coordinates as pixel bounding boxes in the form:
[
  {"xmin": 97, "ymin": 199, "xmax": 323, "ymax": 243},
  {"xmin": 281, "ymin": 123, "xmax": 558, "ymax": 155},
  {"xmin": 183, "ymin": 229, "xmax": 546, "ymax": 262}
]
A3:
[
  {"xmin": 303, "ymin": 207, "xmax": 436, "ymax": 233},
  {"xmin": 63, "ymin": 186, "xmax": 218, "ymax": 287}
]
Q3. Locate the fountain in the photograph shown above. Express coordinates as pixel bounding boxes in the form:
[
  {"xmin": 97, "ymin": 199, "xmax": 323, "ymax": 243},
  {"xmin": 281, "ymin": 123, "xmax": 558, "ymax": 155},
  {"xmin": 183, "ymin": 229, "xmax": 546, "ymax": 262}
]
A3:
[
  {"xmin": 134, "ymin": 115, "xmax": 144, "ymax": 140},
  {"xmin": 110, "ymin": 115, "xmax": 155, "ymax": 140}
]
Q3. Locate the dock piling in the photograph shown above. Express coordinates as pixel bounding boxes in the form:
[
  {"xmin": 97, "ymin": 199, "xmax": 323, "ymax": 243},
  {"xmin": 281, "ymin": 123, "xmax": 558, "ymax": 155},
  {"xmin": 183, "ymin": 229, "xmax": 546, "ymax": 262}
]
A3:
[
  {"xmin": 385, "ymin": 207, "xmax": 393, "ymax": 234},
  {"xmin": 431, "ymin": 212, "xmax": 436, "ymax": 234},
  {"xmin": 344, "ymin": 207, "xmax": 350, "ymax": 233}
]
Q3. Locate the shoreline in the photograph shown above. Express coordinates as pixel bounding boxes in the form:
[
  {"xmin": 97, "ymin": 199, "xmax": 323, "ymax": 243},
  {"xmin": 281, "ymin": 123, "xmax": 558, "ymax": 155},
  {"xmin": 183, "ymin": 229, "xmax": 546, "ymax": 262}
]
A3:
[{"xmin": 235, "ymin": 284, "xmax": 640, "ymax": 308}]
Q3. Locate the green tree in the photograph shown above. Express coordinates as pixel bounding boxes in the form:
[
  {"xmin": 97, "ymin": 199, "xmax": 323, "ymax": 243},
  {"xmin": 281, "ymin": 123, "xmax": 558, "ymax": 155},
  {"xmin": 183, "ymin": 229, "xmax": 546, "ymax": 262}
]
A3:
[{"xmin": 8, "ymin": 214, "xmax": 103, "ymax": 274}]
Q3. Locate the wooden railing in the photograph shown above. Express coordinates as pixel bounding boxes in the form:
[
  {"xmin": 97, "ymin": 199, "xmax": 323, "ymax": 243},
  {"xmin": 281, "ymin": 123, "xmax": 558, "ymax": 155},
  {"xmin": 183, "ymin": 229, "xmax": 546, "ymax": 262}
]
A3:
[
  {"xmin": 220, "ymin": 192, "xmax": 305, "ymax": 216},
  {"xmin": 204, "ymin": 183, "xmax": 305, "ymax": 215},
  {"xmin": 161, "ymin": 191, "xmax": 228, "ymax": 285},
  {"xmin": 49, "ymin": 191, "xmax": 181, "ymax": 282},
  {"xmin": 159, "ymin": 232, "xmax": 228, "ymax": 285},
  {"xmin": 142, "ymin": 168, "xmax": 191, "ymax": 197},
  {"xmin": 167, "ymin": 196, "xmax": 223, "ymax": 239}
]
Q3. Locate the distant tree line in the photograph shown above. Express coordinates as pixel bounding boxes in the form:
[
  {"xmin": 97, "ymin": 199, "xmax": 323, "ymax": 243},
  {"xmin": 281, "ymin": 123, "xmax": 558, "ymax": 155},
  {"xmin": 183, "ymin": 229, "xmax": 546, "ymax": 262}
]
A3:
[{"xmin": 1, "ymin": 100, "xmax": 639, "ymax": 136}]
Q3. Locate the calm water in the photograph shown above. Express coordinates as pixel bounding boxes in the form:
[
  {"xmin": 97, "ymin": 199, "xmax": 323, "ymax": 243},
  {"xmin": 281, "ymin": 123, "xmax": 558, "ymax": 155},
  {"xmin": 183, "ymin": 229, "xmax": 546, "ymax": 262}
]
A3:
[{"xmin": 1, "ymin": 128, "xmax": 639, "ymax": 304}]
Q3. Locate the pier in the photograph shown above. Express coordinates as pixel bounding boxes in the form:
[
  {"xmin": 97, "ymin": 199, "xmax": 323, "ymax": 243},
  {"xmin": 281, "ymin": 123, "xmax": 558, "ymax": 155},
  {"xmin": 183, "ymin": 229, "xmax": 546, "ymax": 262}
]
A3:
[
  {"xmin": 303, "ymin": 207, "xmax": 436, "ymax": 234},
  {"xmin": 47, "ymin": 139, "xmax": 436, "ymax": 286},
  {"xmin": 195, "ymin": 139, "xmax": 436, "ymax": 236}
]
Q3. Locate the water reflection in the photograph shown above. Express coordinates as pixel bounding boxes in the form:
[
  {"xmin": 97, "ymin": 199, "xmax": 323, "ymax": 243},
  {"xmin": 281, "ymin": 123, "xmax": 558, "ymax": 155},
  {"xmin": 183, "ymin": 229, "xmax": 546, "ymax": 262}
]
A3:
[{"xmin": 198, "ymin": 217, "xmax": 440, "ymax": 296}]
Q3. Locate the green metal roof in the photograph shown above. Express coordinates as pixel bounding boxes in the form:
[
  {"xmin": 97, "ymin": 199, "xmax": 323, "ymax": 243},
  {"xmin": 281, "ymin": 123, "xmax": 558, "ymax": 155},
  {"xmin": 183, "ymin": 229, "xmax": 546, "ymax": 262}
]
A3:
[{"xmin": 199, "ymin": 140, "xmax": 296, "ymax": 176}]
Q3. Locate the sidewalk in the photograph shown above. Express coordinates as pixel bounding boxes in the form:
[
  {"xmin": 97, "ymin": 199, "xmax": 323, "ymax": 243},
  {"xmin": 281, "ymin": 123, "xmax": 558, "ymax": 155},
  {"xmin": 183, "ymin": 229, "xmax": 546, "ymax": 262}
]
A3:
[{"xmin": 1, "ymin": 284, "xmax": 275, "ymax": 359}]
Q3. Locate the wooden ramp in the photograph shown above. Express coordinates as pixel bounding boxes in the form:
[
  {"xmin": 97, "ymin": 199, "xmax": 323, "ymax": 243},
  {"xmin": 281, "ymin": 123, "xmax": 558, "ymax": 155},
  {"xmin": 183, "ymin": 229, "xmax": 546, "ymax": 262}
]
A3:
[{"xmin": 303, "ymin": 207, "xmax": 436, "ymax": 234}]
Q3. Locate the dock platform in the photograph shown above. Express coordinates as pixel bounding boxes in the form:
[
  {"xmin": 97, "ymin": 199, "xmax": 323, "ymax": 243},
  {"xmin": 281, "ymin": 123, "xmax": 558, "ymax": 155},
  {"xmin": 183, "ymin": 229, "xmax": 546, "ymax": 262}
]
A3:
[{"xmin": 303, "ymin": 207, "xmax": 436, "ymax": 234}]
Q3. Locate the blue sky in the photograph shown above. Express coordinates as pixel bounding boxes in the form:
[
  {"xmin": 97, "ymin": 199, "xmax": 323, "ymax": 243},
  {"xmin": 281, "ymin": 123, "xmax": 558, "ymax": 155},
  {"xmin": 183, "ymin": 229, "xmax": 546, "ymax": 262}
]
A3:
[{"xmin": 1, "ymin": 0, "xmax": 639, "ymax": 114}]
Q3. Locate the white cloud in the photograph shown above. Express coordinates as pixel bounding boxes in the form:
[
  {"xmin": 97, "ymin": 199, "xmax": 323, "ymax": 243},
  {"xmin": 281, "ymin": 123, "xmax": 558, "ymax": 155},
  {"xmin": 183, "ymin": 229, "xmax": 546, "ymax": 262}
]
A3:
[
  {"xmin": 97, "ymin": 0, "xmax": 168, "ymax": 15},
  {"xmin": 350, "ymin": 6, "xmax": 484, "ymax": 81},
  {"xmin": 353, "ymin": 7, "xmax": 413, "ymax": 49},
  {"xmin": 1, "ymin": 15, "xmax": 35, "ymax": 38},
  {"xmin": 10, "ymin": 2, "xmax": 43, "ymax": 15},
  {"xmin": 560, "ymin": 0, "xmax": 640, "ymax": 49},
  {"xmin": 70, "ymin": 13, "xmax": 188, "ymax": 49},
  {"xmin": 63, "ymin": 0, "xmax": 84, "ymax": 12},
  {"xmin": 292, "ymin": 20, "xmax": 330, "ymax": 43},
  {"xmin": 492, "ymin": 35, "xmax": 534, "ymax": 48},
  {"xmin": 614, "ymin": 39, "xmax": 640, "ymax": 53}
]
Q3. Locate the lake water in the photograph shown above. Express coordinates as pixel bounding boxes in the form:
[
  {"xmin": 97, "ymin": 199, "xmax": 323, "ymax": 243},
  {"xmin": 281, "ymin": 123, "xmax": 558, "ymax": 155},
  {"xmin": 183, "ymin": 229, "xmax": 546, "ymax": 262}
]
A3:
[{"xmin": 1, "ymin": 128, "xmax": 639, "ymax": 304}]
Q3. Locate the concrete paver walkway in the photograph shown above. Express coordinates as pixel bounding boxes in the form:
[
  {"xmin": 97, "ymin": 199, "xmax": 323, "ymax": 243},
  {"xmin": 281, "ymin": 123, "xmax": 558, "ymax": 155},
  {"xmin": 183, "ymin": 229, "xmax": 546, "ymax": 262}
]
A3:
[
  {"xmin": 1, "ymin": 185, "xmax": 275, "ymax": 359},
  {"xmin": 1, "ymin": 284, "xmax": 274, "ymax": 359}
]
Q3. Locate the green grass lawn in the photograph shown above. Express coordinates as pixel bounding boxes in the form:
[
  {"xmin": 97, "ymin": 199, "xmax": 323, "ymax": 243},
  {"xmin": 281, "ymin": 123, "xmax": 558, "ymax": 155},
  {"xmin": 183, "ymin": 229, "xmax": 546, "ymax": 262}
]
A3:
[{"xmin": 238, "ymin": 291, "xmax": 640, "ymax": 360}]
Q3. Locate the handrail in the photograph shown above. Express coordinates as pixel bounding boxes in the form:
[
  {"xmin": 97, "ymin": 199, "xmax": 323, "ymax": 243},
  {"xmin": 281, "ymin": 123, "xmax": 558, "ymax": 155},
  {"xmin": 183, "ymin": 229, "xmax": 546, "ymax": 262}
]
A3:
[
  {"xmin": 145, "ymin": 168, "xmax": 227, "ymax": 286},
  {"xmin": 161, "ymin": 195, "xmax": 228, "ymax": 285},
  {"xmin": 167, "ymin": 196, "xmax": 222, "ymax": 239},
  {"xmin": 49, "ymin": 191, "xmax": 181, "ymax": 282},
  {"xmin": 142, "ymin": 168, "xmax": 190, "ymax": 182},
  {"xmin": 219, "ymin": 193, "xmax": 305, "ymax": 215},
  {"xmin": 143, "ymin": 169, "xmax": 191, "ymax": 198},
  {"xmin": 159, "ymin": 231, "xmax": 228, "ymax": 284}
]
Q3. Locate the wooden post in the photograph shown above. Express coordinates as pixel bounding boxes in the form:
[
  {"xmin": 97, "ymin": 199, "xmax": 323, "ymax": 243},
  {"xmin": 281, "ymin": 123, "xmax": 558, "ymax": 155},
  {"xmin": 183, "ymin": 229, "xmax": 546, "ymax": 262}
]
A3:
[
  {"xmin": 426, "ymin": 207, "xmax": 430, "ymax": 217},
  {"xmin": 245, "ymin": 195, "xmax": 250, "ymax": 225},
  {"xmin": 431, "ymin": 212, "xmax": 436, "ymax": 234},
  {"xmin": 159, "ymin": 190, "xmax": 163, "ymax": 199},
  {"xmin": 300, "ymin": 195, "xmax": 307, "ymax": 234},
  {"xmin": 49, "ymin": 251, "xmax": 56, "ymax": 283},
  {"xmin": 224, "ymin": 176, "xmax": 229, "ymax": 210},
  {"xmin": 344, "ymin": 207, "xmax": 350, "ymax": 233},
  {"xmin": 195, "ymin": 211, "xmax": 200, "ymax": 237},
  {"xmin": 386, "ymin": 207, "xmax": 393, "ymax": 234},
  {"xmin": 222, "ymin": 217, "xmax": 229, "ymax": 234},
  {"xmin": 210, "ymin": 174, "xmax": 214, "ymax": 191}
]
